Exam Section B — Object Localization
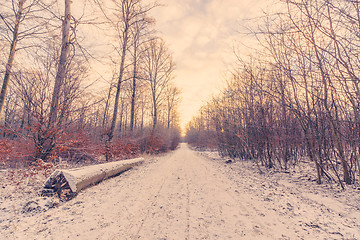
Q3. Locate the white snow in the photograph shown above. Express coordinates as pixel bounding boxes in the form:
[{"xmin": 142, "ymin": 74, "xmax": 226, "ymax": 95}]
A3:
[{"xmin": 1, "ymin": 143, "xmax": 359, "ymax": 239}]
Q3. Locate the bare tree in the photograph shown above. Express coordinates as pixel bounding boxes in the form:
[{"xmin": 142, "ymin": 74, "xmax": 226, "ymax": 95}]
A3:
[
  {"xmin": 129, "ymin": 14, "xmax": 154, "ymax": 132},
  {"xmin": 165, "ymin": 84, "xmax": 181, "ymax": 129},
  {"xmin": 186, "ymin": 0, "xmax": 360, "ymax": 187},
  {"xmin": 96, "ymin": 0, "xmax": 157, "ymax": 142},
  {"xmin": 0, "ymin": 0, "xmax": 50, "ymax": 119},
  {"xmin": 142, "ymin": 38, "xmax": 175, "ymax": 131}
]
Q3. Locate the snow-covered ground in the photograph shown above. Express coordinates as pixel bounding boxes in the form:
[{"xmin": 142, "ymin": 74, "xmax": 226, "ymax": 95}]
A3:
[{"xmin": 1, "ymin": 143, "xmax": 360, "ymax": 239}]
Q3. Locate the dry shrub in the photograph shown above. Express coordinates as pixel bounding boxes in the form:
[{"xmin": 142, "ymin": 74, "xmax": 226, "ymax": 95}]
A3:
[
  {"xmin": 0, "ymin": 139, "xmax": 12, "ymax": 168},
  {"xmin": 186, "ymin": 130, "xmax": 217, "ymax": 150},
  {"xmin": 109, "ymin": 139, "xmax": 140, "ymax": 159},
  {"xmin": 143, "ymin": 134, "xmax": 168, "ymax": 154},
  {"xmin": 169, "ymin": 129, "xmax": 181, "ymax": 150},
  {"xmin": 105, "ymin": 128, "xmax": 181, "ymax": 160},
  {"xmin": 0, "ymin": 138, "xmax": 35, "ymax": 168},
  {"xmin": 6, "ymin": 159, "xmax": 54, "ymax": 187},
  {"xmin": 54, "ymin": 130, "xmax": 98, "ymax": 164},
  {"xmin": 138, "ymin": 128, "xmax": 180, "ymax": 154}
]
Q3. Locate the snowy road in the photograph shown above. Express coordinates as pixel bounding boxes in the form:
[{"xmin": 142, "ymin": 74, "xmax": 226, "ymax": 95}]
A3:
[{"xmin": 3, "ymin": 143, "xmax": 360, "ymax": 239}]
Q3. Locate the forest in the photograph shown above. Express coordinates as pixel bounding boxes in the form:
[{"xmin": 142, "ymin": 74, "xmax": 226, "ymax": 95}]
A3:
[
  {"xmin": 0, "ymin": 0, "xmax": 181, "ymax": 173},
  {"xmin": 1, "ymin": 1, "xmax": 360, "ymax": 238},
  {"xmin": 186, "ymin": 0, "xmax": 360, "ymax": 188},
  {"xmin": 2, "ymin": 0, "xmax": 360, "ymax": 191}
]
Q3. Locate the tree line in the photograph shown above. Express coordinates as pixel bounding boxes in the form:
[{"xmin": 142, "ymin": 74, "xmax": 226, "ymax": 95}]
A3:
[
  {"xmin": 186, "ymin": 0, "xmax": 360, "ymax": 187},
  {"xmin": 0, "ymin": 0, "xmax": 181, "ymax": 167}
]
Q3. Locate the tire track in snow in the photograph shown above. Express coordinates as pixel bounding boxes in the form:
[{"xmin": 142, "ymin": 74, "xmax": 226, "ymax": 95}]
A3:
[
  {"xmin": 185, "ymin": 171, "xmax": 190, "ymax": 240},
  {"xmin": 134, "ymin": 175, "xmax": 168, "ymax": 238}
]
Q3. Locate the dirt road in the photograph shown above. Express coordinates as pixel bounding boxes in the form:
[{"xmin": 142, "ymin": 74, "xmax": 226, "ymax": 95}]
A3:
[{"xmin": 3, "ymin": 143, "xmax": 360, "ymax": 239}]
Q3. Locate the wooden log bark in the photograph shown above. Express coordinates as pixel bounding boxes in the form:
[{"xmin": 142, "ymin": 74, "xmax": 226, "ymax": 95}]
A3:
[{"xmin": 42, "ymin": 158, "xmax": 144, "ymax": 201}]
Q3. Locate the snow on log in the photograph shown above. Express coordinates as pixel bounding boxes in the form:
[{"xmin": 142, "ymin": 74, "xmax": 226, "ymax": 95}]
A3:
[{"xmin": 41, "ymin": 158, "xmax": 144, "ymax": 201}]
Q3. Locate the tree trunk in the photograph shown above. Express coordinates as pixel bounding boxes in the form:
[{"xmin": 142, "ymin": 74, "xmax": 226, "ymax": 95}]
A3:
[
  {"xmin": 167, "ymin": 108, "xmax": 171, "ymax": 129},
  {"xmin": 108, "ymin": 30, "xmax": 128, "ymax": 142},
  {"xmin": 102, "ymin": 85, "xmax": 112, "ymax": 128},
  {"xmin": 152, "ymin": 95, "xmax": 157, "ymax": 132},
  {"xmin": 130, "ymin": 45, "xmax": 137, "ymax": 132},
  {"xmin": 118, "ymin": 100, "xmax": 124, "ymax": 136},
  {"xmin": 141, "ymin": 102, "xmax": 144, "ymax": 133},
  {"xmin": 48, "ymin": 0, "xmax": 71, "ymax": 127}
]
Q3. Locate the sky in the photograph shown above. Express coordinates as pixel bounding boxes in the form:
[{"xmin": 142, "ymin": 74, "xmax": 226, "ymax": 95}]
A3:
[{"xmin": 151, "ymin": 0, "xmax": 271, "ymax": 131}]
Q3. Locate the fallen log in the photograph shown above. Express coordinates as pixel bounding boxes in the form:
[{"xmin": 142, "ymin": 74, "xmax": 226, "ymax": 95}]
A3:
[{"xmin": 41, "ymin": 158, "xmax": 144, "ymax": 201}]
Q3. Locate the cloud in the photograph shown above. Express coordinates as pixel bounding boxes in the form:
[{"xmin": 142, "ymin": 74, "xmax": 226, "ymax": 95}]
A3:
[{"xmin": 152, "ymin": 0, "xmax": 271, "ymax": 129}]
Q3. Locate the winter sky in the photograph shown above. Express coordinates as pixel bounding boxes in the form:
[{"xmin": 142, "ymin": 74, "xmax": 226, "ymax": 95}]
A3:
[{"xmin": 152, "ymin": 0, "xmax": 271, "ymax": 131}]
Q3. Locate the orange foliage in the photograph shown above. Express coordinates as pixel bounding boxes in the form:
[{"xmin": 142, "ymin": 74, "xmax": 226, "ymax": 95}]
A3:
[
  {"xmin": 143, "ymin": 134, "xmax": 167, "ymax": 154},
  {"xmin": 0, "ymin": 138, "xmax": 35, "ymax": 168},
  {"xmin": 53, "ymin": 130, "xmax": 99, "ymax": 164},
  {"xmin": 109, "ymin": 139, "xmax": 140, "ymax": 160}
]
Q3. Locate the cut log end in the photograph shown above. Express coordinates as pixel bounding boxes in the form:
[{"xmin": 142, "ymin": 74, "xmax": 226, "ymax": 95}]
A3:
[{"xmin": 41, "ymin": 172, "xmax": 76, "ymax": 201}]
